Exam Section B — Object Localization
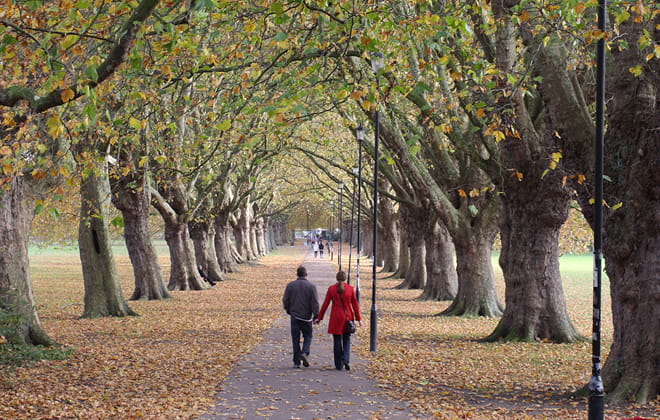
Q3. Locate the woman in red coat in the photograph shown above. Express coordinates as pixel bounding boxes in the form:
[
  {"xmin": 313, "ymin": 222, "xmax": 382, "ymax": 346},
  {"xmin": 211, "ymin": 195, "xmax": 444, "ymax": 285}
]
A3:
[{"xmin": 315, "ymin": 271, "xmax": 362, "ymax": 370}]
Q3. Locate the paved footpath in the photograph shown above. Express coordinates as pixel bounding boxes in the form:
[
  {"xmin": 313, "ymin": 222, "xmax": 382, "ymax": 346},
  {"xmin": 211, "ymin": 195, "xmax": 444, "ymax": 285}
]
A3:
[{"xmin": 199, "ymin": 248, "xmax": 422, "ymax": 420}]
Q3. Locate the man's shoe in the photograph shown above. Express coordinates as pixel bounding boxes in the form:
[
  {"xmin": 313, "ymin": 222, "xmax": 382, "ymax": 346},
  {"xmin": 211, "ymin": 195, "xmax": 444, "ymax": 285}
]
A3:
[
  {"xmin": 301, "ymin": 354, "xmax": 309, "ymax": 367},
  {"xmin": 344, "ymin": 361, "xmax": 350, "ymax": 371},
  {"xmin": 293, "ymin": 364, "xmax": 301, "ymax": 368}
]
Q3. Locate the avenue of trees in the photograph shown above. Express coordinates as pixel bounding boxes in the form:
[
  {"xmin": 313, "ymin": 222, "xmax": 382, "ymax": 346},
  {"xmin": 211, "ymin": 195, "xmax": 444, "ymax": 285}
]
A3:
[{"xmin": 1, "ymin": 0, "xmax": 657, "ymax": 405}]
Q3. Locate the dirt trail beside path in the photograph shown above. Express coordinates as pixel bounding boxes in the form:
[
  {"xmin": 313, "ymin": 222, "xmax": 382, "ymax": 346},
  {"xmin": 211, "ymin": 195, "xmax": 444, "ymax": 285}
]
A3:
[{"xmin": 198, "ymin": 248, "xmax": 422, "ymax": 419}]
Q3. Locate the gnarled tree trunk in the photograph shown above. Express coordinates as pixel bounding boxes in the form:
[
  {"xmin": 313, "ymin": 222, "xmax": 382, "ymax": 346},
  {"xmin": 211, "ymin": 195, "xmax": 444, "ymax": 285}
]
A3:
[
  {"xmin": 487, "ymin": 161, "xmax": 581, "ymax": 342},
  {"xmin": 111, "ymin": 170, "xmax": 170, "ymax": 301},
  {"xmin": 379, "ymin": 192, "xmax": 399, "ymax": 273},
  {"xmin": 420, "ymin": 220, "xmax": 457, "ymax": 301},
  {"xmin": 0, "ymin": 177, "xmax": 54, "ymax": 346},
  {"xmin": 441, "ymin": 224, "xmax": 503, "ymax": 317},
  {"xmin": 213, "ymin": 209, "xmax": 238, "ymax": 273},
  {"xmin": 151, "ymin": 184, "xmax": 207, "ymax": 291},
  {"xmin": 189, "ymin": 219, "xmax": 224, "ymax": 283},
  {"xmin": 595, "ymin": 17, "xmax": 659, "ymax": 403},
  {"xmin": 390, "ymin": 222, "xmax": 410, "ymax": 280},
  {"xmin": 396, "ymin": 205, "xmax": 426, "ymax": 290},
  {"xmin": 78, "ymin": 163, "xmax": 136, "ymax": 318}
]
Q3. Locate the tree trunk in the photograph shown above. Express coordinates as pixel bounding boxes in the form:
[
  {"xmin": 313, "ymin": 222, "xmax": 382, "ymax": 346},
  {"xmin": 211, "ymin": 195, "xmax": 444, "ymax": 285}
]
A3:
[
  {"xmin": 379, "ymin": 193, "xmax": 399, "ymax": 273},
  {"xmin": 254, "ymin": 216, "xmax": 266, "ymax": 257},
  {"xmin": 0, "ymin": 177, "xmax": 54, "ymax": 346},
  {"xmin": 396, "ymin": 206, "xmax": 426, "ymax": 290},
  {"xmin": 111, "ymin": 172, "xmax": 170, "ymax": 301},
  {"xmin": 420, "ymin": 220, "xmax": 457, "ymax": 301},
  {"xmin": 151, "ymin": 183, "xmax": 208, "ymax": 291},
  {"xmin": 390, "ymin": 222, "xmax": 410, "ymax": 280},
  {"xmin": 161, "ymin": 217, "xmax": 207, "ymax": 290},
  {"xmin": 362, "ymin": 221, "xmax": 373, "ymax": 259},
  {"xmin": 441, "ymin": 226, "xmax": 503, "ymax": 317},
  {"xmin": 78, "ymin": 164, "xmax": 136, "ymax": 318},
  {"xmin": 486, "ymin": 165, "xmax": 582, "ymax": 342},
  {"xmin": 189, "ymin": 220, "xmax": 224, "ymax": 283},
  {"xmin": 234, "ymin": 202, "xmax": 255, "ymax": 261},
  {"xmin": 596, "ymin": 18, "xmax": 659, "ymax": 403},
  {"xmin": 213, "ymin": 210, "xmax": 238, "ymax": 273}
]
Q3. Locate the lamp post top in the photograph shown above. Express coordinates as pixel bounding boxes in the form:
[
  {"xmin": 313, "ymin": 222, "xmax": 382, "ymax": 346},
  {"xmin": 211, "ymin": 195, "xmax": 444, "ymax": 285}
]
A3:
[
  {"xmin": 356, "ymin": 123, "xmax": 365, "ymax": 141},
  {"xmin": 371, "ymin": 52, "xmax": 384, "ymax": 73}
]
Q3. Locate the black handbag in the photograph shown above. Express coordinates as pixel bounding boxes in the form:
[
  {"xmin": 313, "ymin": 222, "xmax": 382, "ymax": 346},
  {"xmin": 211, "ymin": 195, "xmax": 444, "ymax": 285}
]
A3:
[
  {"xmin": 340, "ymin": 292, "xmax": 356, "ymax": 334},
  {"xmin": 344, "ymin": 319, "xmax": 356, "ymax": 334}
]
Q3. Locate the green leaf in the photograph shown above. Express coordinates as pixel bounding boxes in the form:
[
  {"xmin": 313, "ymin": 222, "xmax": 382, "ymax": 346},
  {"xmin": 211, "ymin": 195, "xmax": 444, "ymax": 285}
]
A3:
[
  {"xmin": 273, "ymin": 32, "xmax": 288, "ymax": 42},
  {"xmin": 85, "ymin": 66, "xmax": 99, "ymax": 83},
  {"xmin": 110, "ymin": 216, "xmax": 124, "ymax": 228},
  {"xmin": 468, "ymin": 204, "xmax": 479, "ymax": 216},
  {"xmin": 218, "ymin": 119, "xmax": 231, "ymax": 131},
  {"xmin": 128, "ymin": 117, "xmax": 142, "ymax": 131}
]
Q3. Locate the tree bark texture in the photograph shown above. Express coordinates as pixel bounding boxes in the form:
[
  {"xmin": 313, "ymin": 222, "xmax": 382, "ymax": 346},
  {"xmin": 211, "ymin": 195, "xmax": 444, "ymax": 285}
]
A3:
[
  {"xmin": 234, "ymin": 201, "xmax": 256, "ymax": 261},
  {"xmin": 151, "ymin": 183, "xmax": 207, "ymax": 291},
  {"xmin": 0, "ymin": 177, "xmax": 54, "ymax": 345},
  {"xmin": 390, "ymin": 222, "xmax": 410, "ymax": 280},
  {"xmin": 441, "ymin": 227, "xmax": 503, "ymax": 317},
  {"xmin": 396, "ymin": 205, "xmax": 426, "ymax": 290},
  {"xmin": 213, "ymin": 211, "xmax": 238, "ymax": 273},
  {"xmin": 189, "ymin": 220, "xmax": 224, "ymax": 283},
  {"xmin": 488, "ymin": 161, "xmax": 582, "ymax": 342},
  {"xmin": 420, "ymin": 220, "xmax": 457, "ymax": 301},
  {"xmin": 379, "ymin": 193, "xmax": 400, "ymax": 273},
  {"xmin": 111, "ymin": 173, "xmax": 170, "ymax": 301},
  {"xmin": 161, "ymin": 218, "xmax": 207, "ymax": 290},
  {"xmin": 596, "ymin": 17, "xmax": 659, "ymax": 403},
  {"xmin": 78, "ymin": 166, "xmax": 136, "ymax": 318}
]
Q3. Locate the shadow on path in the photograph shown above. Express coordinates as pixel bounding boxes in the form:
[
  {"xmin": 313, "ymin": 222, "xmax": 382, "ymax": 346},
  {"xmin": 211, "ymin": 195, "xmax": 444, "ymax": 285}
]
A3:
[{"xmin": 199, "ymin": 247, "xmax": 422, "ymax": 419}]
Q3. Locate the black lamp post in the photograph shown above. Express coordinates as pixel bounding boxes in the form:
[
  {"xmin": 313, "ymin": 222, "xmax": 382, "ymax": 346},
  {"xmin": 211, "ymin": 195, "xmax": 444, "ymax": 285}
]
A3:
[
  {"xmin": 338, "ymin": 182, "xmax": 344, "ymax": 271},
  {"xmin": 370, "ymin": 52, "xmax": 384, "ymax": 352},
  {"xmin": 329, "ymin": 200, "xmax": 334, "ymax": 261},
  {"xmin": 589, "ymin": 0, "xmax": 606, "ymax": 418},
  {"xmin": 347, "ymin": 167, "xmax": 358, "ymax": 285},
  {"xmin": 355, "ymin": 124, "xmax": 364, "ymax": 303},
  {"xmin": 306, "ymin": 208, "xmax": 310, "ymax": 246}
]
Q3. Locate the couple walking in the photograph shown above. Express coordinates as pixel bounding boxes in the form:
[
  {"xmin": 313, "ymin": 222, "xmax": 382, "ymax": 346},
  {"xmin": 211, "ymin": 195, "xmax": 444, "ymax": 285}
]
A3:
[{"xmin": 282, "ymin": 266, "xmax": 362, "ymax": 370}]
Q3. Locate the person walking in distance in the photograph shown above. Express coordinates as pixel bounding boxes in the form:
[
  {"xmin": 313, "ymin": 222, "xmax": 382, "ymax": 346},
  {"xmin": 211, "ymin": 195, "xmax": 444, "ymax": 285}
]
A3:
[
  {"xmin": 283, "ymin": 266, "xmax": 319, "ymax": 368},
  {"xmin": 315, "ymin": 271, "xmax": 362, "ymax": 371}
]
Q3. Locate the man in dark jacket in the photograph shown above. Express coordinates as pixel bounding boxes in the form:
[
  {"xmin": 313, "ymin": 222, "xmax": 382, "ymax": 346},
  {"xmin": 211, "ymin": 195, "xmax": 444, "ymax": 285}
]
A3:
[{"xmin": 282, "ymin": 265, "xmax": 319, "ymax": 368}]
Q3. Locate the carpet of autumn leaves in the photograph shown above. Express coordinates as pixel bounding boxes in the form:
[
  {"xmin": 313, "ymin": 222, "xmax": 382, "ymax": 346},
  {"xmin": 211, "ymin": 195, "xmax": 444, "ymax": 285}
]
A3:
[
  {"xmin": 357, "ymin": 273, "xmax": 658, "ymax": 419},
  {"xmin": 1, "ymin": 246, "xmax": 304, "ymax": 419},
  {"xmin": 1, "ymin": 243, "xmax": 657, "ymax": 419}
]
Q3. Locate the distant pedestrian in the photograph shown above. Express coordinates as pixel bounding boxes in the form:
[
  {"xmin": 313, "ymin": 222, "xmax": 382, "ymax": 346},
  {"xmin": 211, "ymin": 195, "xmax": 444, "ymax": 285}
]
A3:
[
  {"xmin": 312, "ymin": 241, "xmax": 319, "ymax": 258},
  {"xmin": 282, "ymin": 266, "xmax": 319, "ymax": 368},
  {"xmin": 315, "ymin": 271, "xmax": 361, "ymax": 371},
  {"xmin": 318, "ymin": 240, "xmax": 324, "ymax": 257}
]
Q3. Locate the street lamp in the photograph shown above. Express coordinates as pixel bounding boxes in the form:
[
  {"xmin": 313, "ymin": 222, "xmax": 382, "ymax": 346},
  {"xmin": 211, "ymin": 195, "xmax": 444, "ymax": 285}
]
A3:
[
  {"xmin": 370, "ymin": 51, "xmax": 384, "ymax": 352},
  {"xmin": 329, "ymin": 200, "xmax": 334, "ymax": 261},
  {"xmin": 589, "ymin": 0, "xmax": 606, "ymax": 418},
  {"xmin": 337, "ymin": 182, "xmax": 344, "ymax": 271},
  {"xmin": 306, "ymin": 208, "xmax": 310, "ymax": 246},
  {"xmin": 355, "ymin": 124, "xmax": 364, "ymax": 303},
  {"xmin": 347, "ymin": 167, "xmax": 358, "ymax": 286}
]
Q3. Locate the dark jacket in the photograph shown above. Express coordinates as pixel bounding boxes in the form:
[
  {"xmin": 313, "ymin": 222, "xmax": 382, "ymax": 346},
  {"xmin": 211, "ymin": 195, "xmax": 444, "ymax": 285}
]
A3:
[{"xmin": 283, "ymin": 277, "xmax": 319, "ymax": 322}]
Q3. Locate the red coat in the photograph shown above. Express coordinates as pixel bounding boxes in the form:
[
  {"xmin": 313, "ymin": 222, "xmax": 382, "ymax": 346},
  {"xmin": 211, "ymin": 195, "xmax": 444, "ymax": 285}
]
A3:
[{"xmin": 317, "ymin": 283, "xmax": 361, "ymax": 335}]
